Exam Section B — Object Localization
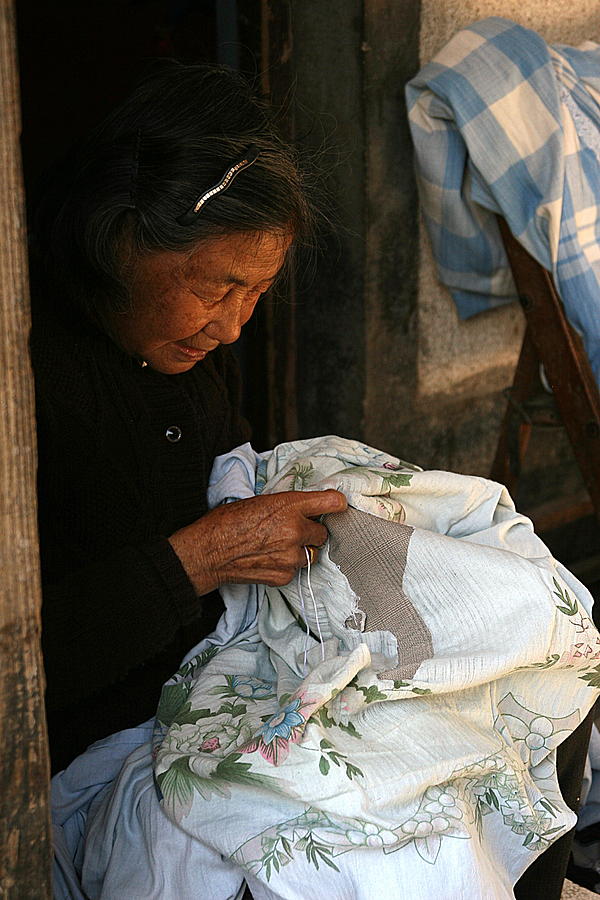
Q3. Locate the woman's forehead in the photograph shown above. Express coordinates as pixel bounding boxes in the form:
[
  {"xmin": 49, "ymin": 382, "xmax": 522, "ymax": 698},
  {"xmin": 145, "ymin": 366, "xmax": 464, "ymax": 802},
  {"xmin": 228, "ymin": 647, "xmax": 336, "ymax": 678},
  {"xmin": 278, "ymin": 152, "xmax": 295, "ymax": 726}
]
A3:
[{"xmin": 180, "ymin": 230, "xmax": 292, "ymax": 285}]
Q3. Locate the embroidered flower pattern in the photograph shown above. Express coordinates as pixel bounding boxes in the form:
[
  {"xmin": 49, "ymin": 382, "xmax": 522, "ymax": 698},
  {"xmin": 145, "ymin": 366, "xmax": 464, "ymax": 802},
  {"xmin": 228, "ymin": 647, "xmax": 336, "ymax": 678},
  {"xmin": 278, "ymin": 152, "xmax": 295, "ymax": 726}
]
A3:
[
  {"xmin": 163, "ymin": 722, "xmax": 209, "ymax": 756},
  {"xmin": 262, "ymin": 699, "xmax": 304, "ymax": 742},
  {"xmin": 239, "ymin": 692, "xmax": 322, "ymax": 766},
  {"xmin": 229, "ymin": 675, "xmax": 275, "ymax": 699},
  {"xmin": 211, "ymin": 674, "xmax": 275, "ymax": 702},
  {"xmin": 395, "ymin": 784, "xmax": 467, "ymax": 863},
  {"xmin": 240, "ymin": 696, "xmax": 310, "ymax": 765},
  {"xmin": 345, "ymin": 822, "xmax": 398, "ymax": 848},
  {"xmin": 286, "ymin": 463, "xmax": 315, "ymax": 490},
  {"xmin": 158, "ymin": 716, "xmax": 255, "ymax": 782},
  {"xmin": 497, "ymin": 694, "xmax": 580, "ymax": 771},
  {"xmin": 570, "ymin": 641, "xmax": 600, "ymax": 661}
]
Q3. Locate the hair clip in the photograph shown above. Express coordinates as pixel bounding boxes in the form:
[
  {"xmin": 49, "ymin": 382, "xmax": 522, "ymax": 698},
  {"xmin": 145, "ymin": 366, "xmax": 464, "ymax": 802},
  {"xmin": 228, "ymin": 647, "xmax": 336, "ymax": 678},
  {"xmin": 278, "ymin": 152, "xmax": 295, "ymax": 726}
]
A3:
[{"xmin": 177, "ymin": 145, "xmax": 259, "ymax": 225}]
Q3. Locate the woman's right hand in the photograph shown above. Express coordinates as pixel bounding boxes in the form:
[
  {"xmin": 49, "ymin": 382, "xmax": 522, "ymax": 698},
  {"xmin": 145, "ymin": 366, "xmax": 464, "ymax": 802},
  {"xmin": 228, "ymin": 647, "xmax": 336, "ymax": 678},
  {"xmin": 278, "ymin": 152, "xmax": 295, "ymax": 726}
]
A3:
[{"xmin": 168, "ymin": 489, "xmax": 347, "ymax": 596}]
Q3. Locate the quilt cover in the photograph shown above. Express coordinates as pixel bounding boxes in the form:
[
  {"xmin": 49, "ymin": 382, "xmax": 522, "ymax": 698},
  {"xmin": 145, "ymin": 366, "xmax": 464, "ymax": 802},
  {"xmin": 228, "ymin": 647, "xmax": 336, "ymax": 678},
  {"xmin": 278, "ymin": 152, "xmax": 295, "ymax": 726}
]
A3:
[{"xmin": 69, "ymin": 437, "xmax": 600, "ymax": 899}]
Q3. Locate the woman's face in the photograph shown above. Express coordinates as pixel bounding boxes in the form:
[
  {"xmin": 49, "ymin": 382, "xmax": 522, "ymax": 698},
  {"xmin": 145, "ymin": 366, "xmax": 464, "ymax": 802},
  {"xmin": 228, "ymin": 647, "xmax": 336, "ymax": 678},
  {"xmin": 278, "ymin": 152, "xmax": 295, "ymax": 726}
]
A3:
[{"xmin": 114, "ymin": 230, "xmax": 291, "ymax": 374}]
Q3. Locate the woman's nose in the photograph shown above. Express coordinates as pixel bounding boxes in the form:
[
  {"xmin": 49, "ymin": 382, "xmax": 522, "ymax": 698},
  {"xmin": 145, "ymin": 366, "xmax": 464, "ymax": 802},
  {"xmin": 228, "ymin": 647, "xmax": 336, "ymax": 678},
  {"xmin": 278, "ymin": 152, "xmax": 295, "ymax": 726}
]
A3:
[{"xmin": 204, "ymin": 292, "xmax": 245, "ymax": 344}]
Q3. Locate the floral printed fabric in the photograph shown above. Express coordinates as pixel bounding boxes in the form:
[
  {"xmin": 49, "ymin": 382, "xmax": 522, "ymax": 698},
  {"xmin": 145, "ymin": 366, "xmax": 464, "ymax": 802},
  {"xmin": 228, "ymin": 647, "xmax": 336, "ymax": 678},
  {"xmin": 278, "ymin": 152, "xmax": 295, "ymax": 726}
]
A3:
[
  {"xmin": 81, "ymin": 436, "xmax": 600, "ymax": 899},
  {"xmin": 150, "ymin": 437, "xmax": 600, "ymax": 897}
]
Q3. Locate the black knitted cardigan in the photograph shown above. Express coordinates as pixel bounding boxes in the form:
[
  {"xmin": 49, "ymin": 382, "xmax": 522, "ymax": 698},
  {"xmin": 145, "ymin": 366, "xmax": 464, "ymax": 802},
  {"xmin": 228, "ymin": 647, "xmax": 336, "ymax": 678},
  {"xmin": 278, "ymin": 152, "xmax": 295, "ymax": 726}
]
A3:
[{"xmin": 30, "ymin": 297, "xmax": 250, "ymax": 771}]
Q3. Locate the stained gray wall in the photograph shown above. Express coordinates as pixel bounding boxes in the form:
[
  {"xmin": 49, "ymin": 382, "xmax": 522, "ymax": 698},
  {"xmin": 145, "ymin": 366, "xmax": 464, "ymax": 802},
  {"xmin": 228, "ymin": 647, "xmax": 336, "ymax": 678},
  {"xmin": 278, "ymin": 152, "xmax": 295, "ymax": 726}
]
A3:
[
  {"xmin": 276, "ymin": 0, "xmax": 422, "ymax": 450},
  {"xmin": 257, "ymin": 0, "xmax": 593, "ymax": 513}
]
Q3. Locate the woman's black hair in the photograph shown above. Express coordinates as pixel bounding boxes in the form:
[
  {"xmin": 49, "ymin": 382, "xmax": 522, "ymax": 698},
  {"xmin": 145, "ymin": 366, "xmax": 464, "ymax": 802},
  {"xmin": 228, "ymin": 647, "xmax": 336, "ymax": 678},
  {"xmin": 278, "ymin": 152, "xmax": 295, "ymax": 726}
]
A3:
[{"xmin": 31, "ymin": 61, "xmax": 314, "ymax": 329}]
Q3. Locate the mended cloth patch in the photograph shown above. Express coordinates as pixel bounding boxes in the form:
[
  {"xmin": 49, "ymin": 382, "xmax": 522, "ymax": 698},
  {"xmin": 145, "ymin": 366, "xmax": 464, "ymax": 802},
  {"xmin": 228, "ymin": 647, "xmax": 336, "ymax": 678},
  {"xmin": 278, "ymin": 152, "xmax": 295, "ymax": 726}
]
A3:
[{"xmin": 325, "ymin": 507, "xmax": 433, "ymax": 680}]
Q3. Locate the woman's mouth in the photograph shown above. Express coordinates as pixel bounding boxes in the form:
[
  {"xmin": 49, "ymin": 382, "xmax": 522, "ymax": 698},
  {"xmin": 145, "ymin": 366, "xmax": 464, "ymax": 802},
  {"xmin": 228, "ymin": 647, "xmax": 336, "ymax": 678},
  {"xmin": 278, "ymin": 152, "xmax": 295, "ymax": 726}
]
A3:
[{"xmin": 173, "ymin": 341, "xmax": 211, "ymax": 360}]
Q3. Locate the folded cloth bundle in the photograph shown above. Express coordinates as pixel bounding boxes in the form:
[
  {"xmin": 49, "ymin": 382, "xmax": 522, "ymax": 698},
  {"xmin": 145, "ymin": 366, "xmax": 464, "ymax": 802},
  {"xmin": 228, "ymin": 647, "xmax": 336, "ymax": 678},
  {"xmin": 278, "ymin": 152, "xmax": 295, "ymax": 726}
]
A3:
[
  {"xmin": 54, "ymin": 436, "xmax": 600, "ymax": 900},
  {"xmin": 325, "ymin": 508, "xmax": 433, "ymax": 680}
]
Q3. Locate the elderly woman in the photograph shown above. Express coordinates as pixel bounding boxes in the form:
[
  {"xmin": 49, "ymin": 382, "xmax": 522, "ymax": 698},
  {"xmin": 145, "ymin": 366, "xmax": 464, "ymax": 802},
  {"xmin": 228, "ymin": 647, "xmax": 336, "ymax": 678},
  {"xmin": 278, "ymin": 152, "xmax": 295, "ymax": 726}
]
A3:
[{"xmin": 30, "ymin": 62, "xmax": 346, "ymax": 772}]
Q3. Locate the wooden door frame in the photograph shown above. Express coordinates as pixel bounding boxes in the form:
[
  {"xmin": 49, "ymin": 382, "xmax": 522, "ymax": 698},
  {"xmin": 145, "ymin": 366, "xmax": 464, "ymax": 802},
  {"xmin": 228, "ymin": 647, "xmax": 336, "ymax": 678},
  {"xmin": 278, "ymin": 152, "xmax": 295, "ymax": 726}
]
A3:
[{"xmin": 0, "ymin": 1, "xmax": 52, "ymax": 896}]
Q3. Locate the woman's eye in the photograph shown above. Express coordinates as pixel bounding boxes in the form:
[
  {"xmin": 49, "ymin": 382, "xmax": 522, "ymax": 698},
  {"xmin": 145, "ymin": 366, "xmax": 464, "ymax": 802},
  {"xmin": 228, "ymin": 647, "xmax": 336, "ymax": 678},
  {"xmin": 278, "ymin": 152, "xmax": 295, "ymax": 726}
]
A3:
[
  {"xmin": 190, "ymin": 289, "xmax": 226, "ymax": 305},
  {"xmin": 229, "ymin": 286, "xmax": 267, "ymax": 303},
  {"xmin": 190, "ymin": 283, "xmax": 269, "ymax": 304},
  {"xmin": 248, "ymin": 282, "xmax": 274, "ymax": 299}
]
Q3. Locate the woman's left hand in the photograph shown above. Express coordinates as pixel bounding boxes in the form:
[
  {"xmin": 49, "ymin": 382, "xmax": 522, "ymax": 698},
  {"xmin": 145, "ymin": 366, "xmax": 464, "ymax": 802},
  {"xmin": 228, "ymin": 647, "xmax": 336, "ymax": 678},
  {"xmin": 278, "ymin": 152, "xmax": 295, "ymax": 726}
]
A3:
[{"xmin": 168, "ymin": 489, "xmax": 347, "ymax": 595}]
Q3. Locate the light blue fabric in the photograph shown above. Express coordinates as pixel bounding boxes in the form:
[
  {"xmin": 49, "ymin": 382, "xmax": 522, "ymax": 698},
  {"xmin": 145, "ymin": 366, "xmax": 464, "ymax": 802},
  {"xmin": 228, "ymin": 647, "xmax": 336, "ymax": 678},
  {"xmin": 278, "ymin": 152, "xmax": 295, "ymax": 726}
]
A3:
[
  {"xmin": 52, "ymin": 723, "xmax": 154, "ymax": 899},
  {"xmin": 406, "ymin": 17, "xmax": 600, "ymax": 385}
]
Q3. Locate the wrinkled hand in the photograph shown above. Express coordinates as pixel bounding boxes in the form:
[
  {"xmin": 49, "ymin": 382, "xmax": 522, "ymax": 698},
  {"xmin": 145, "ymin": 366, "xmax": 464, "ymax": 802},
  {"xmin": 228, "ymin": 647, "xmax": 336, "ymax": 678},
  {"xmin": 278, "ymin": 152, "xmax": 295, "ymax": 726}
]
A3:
[{"xmin": 168, "ymin": 489, "xmax": 347, "ymax": 596}]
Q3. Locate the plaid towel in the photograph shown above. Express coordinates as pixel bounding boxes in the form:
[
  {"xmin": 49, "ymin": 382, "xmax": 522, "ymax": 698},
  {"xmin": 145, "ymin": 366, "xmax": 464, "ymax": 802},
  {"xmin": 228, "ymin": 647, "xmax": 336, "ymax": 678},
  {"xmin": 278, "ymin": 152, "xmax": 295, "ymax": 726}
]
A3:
[{"xmin": 406, "ymin": 17, "xmax": 600, "ymax": 385}]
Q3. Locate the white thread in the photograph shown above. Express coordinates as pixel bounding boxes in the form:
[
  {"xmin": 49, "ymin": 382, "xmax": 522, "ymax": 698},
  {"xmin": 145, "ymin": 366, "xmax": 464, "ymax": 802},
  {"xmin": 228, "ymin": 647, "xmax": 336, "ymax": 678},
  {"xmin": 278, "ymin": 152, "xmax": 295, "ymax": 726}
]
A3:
[
  {"xmin": 297, "ymin": 547, "xmax": 326, "ymax": 673},
  {"xmin": 297, "ymin": 568, "xmax": 311, "ymax": 675},
  {"xmin": 305, "ymin": 547, "xmax": 325, "ymax": 662}
]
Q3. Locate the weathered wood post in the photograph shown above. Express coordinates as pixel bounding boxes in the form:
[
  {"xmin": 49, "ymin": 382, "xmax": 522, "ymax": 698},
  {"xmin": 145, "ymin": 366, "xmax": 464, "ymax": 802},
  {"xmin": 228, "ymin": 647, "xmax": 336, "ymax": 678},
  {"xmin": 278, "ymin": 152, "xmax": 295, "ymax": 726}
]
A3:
[{"xmin": 0, "ymin": 1, "xmax": 52, "ymax": 896}]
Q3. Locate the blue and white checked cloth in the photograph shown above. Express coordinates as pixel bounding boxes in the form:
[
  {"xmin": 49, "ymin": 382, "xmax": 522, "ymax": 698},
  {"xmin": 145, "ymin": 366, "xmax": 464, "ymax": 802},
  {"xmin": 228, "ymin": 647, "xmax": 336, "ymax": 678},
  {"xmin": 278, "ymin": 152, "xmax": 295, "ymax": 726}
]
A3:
[{"xmin": 406, "ymin": 17, "xmax": 600, "ymax": 385}]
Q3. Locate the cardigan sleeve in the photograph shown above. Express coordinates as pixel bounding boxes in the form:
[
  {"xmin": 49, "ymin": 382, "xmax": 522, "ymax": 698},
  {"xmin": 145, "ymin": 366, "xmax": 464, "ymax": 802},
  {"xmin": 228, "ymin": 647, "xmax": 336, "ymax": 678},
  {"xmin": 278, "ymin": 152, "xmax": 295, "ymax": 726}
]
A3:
[
  {"xmin": 41, "ymin": 536, "xmax": 204, "ymax": 710},
  {"xmin": 29, "ymin": 302, "xmax": 248, "ymax": 766},
  {"xmin": 33, "ymin": 332, "xmax": 235, "ymax": 715}
]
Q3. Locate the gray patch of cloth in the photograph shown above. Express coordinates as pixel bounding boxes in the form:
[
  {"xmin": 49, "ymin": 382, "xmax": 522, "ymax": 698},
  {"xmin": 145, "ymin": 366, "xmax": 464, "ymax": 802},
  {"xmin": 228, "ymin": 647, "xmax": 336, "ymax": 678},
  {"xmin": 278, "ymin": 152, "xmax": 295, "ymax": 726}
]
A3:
[{"xmin": 324, "ymin": 507, "xmax": 433, "ymax": 681}]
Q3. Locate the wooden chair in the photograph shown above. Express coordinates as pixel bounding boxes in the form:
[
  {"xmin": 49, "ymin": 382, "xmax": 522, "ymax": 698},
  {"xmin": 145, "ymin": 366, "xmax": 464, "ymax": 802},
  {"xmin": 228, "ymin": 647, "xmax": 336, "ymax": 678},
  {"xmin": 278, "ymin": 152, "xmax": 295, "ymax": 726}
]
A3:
[
  {"xmin": 490, "ymin": 220, "xmax": 600, "ymax": 900},
  {"xmin": 490, "ymin": 217, "xmax": 600, "ymax": 532}
]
